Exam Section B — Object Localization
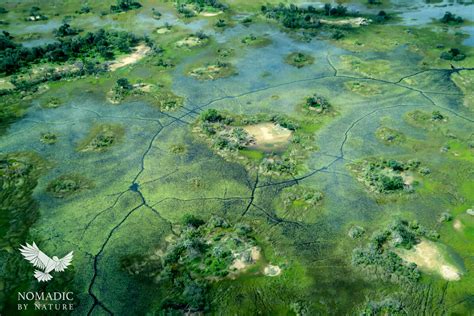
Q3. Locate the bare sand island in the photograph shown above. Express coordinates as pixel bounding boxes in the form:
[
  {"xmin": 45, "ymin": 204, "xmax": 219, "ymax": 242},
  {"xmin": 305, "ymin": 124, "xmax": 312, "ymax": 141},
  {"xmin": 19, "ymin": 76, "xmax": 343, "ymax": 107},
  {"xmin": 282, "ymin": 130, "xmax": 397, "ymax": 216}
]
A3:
[
  {"xmin": 176, "ymin": 35, "xmax": 205, "ymax": 48},
  {"xmin": 109, "ymin": 44, "xmax": 151, "ymax": 71},
  {"xmin": 320, "ymin": 17, "xmax": 371, "ymax": 27},
  {"xmin": 264, "ymin": 264, "xmax": 281, "ymax": 277},
  {"xmin": 200, "ymin": 11, "xmax": 222, "ymax": 17},
  {"xmin": 396, "ymin": 240, "xmax": 462, "ymax": 281},
  {"xmin": 230, "ymin": 246, "xmax": 261, "ymax": 272},
  {"xmin": 243, "ymin": 123, "xmax": 292, "ymax": 151}
]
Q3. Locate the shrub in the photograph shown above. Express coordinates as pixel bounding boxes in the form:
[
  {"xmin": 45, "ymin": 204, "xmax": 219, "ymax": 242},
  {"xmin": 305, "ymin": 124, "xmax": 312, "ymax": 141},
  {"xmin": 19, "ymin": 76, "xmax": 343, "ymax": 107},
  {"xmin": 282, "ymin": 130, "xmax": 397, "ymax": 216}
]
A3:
[
  {"xmin": 440, "ymin": 11, "xmax": 463, "ymax": 24},
  {"xmin": 431, "ymin": 111, "xmax": 444, "ymax": 121},
  {"xmin": 183, "ymin": 214, "xmax": 205, "ymax": 228},
  {"xmin": 440, "ymin": 48, "xmax": 465, "ymax": 61},
  {"xmin": 200, "ymin": 109, "xmax": 224, "ymax": 123}
]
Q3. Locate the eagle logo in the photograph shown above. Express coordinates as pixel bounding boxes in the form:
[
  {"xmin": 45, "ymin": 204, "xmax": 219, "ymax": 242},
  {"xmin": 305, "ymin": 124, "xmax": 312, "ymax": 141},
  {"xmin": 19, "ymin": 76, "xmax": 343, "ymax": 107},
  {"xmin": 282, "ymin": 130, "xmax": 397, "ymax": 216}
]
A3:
[{"xmin": 19, "ymin": 242, "xmax": 73, "ymax": 282}]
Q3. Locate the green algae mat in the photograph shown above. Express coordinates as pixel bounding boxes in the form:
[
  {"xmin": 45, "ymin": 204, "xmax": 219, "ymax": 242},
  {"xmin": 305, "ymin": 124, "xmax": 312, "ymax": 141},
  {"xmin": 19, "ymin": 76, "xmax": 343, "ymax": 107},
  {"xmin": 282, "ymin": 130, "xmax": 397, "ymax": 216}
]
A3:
[{"xmin": 1, "ymin": 0, "xmax": 473, "ymax": 315}]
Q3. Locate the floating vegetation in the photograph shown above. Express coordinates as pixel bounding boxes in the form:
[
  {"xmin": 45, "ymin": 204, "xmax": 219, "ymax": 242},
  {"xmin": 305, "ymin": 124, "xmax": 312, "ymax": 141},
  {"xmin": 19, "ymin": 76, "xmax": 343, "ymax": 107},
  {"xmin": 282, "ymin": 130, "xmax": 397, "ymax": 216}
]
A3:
[
  {"xmin": 241, "ymin": 34, "xmax": 271, "ymax": 47},
  {"xmin": 275, "ymin": 185, "xmax": 324, "ymax": 222},
  {"xmin": 169, "ymin": 144, "xmax": 188, "ymax": 155},
  {"xmin": 340, "ymin": 56, "xmax": 391, "ymax": 78},
  {"xmin": 40, "ymin": 97, "xmax": 62, "ymax": 109},
  {"xmin": 153, "ymin": 90, "xmax": 184, "ymax": 111},
  {"xmin": 188, "ymin": 61, "xmax": 236, "ymax": 80},
  {"xmin": 345, "ymin": 81, "xmax": 382, "ymax": 96},
  {"xmin": 0, "ymin": 93, "xmax": 29, "ymax": 135},
  {"xmin": 78, "ymin": 123, "xmax": 124, "ymax": 152},
  {"xmin": 39, "ymin": 132, "xmax": 58, "ymax": 144},
  {"xmin": 375, "ymin": 127, "xmax": 405, "ymax": 145},
  {"xmin": 405, "ymin": 110, "xmax": 448, "ymax": 129},
  {"xmin": 107, "ymin": 78, "xmax": 183, "ymax": 111},
  {"xmin": 46, "ymin": 173, "xmax": 93, "ymax": 198},
  {"xmin": 284, "ymin": 52, "xmax": 314, "ymax": 68}
]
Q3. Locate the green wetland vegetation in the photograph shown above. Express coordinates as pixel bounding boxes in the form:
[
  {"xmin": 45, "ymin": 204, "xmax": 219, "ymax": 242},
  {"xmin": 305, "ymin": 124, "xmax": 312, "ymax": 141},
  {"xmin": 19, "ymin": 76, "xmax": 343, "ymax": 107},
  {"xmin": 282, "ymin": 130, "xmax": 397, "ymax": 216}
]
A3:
[{"xmin": 0, "ymin": 0, "xmax": 473, "ymax": 315}]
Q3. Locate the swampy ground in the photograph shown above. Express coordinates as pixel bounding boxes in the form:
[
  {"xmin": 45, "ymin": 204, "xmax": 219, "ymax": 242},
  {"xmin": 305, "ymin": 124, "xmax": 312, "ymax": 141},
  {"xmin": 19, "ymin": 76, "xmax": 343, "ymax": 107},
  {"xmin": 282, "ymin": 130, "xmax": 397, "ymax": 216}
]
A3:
[{"xmin": 0, "ymin": 0, "xmax": 473, "ymax": 315}]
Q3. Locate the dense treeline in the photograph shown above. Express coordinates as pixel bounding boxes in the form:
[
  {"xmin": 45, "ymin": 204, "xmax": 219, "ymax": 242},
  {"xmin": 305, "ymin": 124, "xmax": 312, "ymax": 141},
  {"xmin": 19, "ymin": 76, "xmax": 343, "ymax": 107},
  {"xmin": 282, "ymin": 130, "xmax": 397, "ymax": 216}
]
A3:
[
  {"xmin": 262, "ymin": 3, "xmax": 351, "ymax": 28},
  {"xmin": 110, "ymin": 0, "xmax": 142, "ymax": 13},
  {"xmin": 177, "ymin": 0, "xmax": 227, "ymax": 17},
  {"xmin": 0, "ymin": 28, "xmax": 141, "ymax": 75},
  {"xmin": 261, "ymin": 3, "xmax": 388, "ymax": 29}
]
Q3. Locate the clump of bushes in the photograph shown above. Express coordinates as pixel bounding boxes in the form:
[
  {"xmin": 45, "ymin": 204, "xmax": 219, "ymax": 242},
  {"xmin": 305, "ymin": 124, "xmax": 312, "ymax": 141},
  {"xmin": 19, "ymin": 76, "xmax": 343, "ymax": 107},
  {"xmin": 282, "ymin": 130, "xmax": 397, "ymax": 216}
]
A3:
[
  {"xmin": 352, "ymin": 158, "xmax": 425, "ymax": 193},
  {"xmin": 54, "ymin": 23, "xmax": 80, "ymax": 37},
  {"xmin": 200, "ymin": 109, "xmax": 226, "ymax": 123},
  {"xmin": 440, "ymin": 48, "xmax": 466, "ymax": 61},
  {"xmin": 78, "ymin": 124, "xmax": 124, "ymax": 152},
  {"xmin": 359, "ymin": 298, "xmax": 404, "ymax": 315},
  {"xmin": 110, "ymin": 0, "xmax": 142, "ymax": 13},
  {"xmin": 375, "ymin": 127, "xmax": 405, "ymax": 144},
  {"xmin": 431, "ymin": 110, "xmax": 445, "ymax": 121},
  {"xmin": 348, "ymin": 226, "xmax": 365, "ymax": 239},
  {"xmin": 261, "ymin": 3, "xmax": 379, "ymax": 30},
  {"xmin": 215, "ymin": 19, "xmax": 226, "ymax": 27},
  {"xmin": 40, "ymin": 132, "xmax": 58, "ymax": 144},
  {"xmin": 304, "ymin": 94, "xmax": 330, "ymax": 113},
  {"xmin": 440, "ymin": 11, "xmax": 463, "ymax": 24},
  {"xmin": 46, "ymin": 174, "xmax": 93, "ymax": 198},
  {"xmin": 260, "ymin": 156, "xmax": 296, "ymax": 175},
  {"xmin": 25, "ymin": 6, "xmax": 47, "ymax": 21},
  {"xmin": 176, "ymin": 0, "xmax": 227, "ymax": 17},
  {"xmin": 438, "ymin": 212, "xmax": 453, "ymax": 223},
  {"xmin": 281, "ymin": 186, "xmax": 324, "ymax": 211},
  {"xmin": 284, "ymin": 52, "xmax": 314, "ymax": 68},
  {"xmin": 352, "ymin": 219, "xmax": 439, "ymax": 284},
  {"xmin": 120, "ymin": 215, "xmax": 256, "ymax": 313}
]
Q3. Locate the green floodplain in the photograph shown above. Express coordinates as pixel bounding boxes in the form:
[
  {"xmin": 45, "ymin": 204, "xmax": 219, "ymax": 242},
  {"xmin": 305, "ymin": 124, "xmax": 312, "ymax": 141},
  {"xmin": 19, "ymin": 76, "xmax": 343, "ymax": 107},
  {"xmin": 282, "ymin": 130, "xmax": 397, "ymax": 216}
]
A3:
[{"xmin": 0, "ymin": 0, "xmax": 473, "ymax": 315}]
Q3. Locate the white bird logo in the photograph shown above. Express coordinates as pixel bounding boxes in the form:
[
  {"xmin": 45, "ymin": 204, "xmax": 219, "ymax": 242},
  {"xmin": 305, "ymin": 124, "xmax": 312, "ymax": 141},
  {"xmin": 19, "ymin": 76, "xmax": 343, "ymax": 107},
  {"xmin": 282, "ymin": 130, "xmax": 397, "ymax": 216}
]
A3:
[{"xmin": 19, "ymin": 242, "xmax": 73, "ymax": 282}]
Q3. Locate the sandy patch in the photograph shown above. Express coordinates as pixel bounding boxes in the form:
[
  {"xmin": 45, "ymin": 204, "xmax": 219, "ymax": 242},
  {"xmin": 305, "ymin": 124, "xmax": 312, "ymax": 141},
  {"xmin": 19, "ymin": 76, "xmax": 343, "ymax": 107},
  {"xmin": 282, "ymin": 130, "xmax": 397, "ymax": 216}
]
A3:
[
  {"xmin": 0, "ymin": 78, "xmax": 15, "ymax": 90},
  {"xmin": 156, "ymin": 27, "xmax": 171, "ymax": 34},
  {"xmin": 176, "ymin": 36, "xmax": 204, "ymax": 48},
  {"xmin": 230, "ymin": 246, "xmax": 261, "ymax": 271},
  {"xmin": 243, "ymin": 123, "xmax": 292, "ymax": 150},
  {"xmin": 453, "ymin": 219, "xmax": 463, "ymax": 231},
  {"xmin": 401, "ymin": 173, "xmax": 414, "ymax": 186},
  {"xmin": 264, "ymin": 264, "xmax": 281, "ymax": 277},
  {"xmin": 397, "ymin": 240, "xmax": 461, "ymax": 281},
  {"xmin": 320, "ymin": 17, "xmax": 371, "ymax": 27},
  {"xmin": 109, "ymin": 44, "xmax": 151, "ymax": 71},
  {"xmin": 189, "ymin": 65, "xmax": 224, "ymax": 80},
  {"xmin": 133, "ymin": 83, "xmax": 154, "ymax": 92},
  {"xmin": 200, "ymin": 11, "xmax": 222, "ymax": 17}
]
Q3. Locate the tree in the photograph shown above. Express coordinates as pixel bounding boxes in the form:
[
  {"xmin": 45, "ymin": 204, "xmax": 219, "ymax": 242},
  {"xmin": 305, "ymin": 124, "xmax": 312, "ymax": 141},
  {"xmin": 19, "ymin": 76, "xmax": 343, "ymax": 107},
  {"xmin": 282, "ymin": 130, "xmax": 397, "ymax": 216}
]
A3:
[
  {"xmin": 116, "ymin": 78, "xmax": 132, "ymax": 90},
  {"xmin": 183, "ymin": 214, "xmax": 205, "ymax": 228},
  {"xmin": 200, "ymin": 109, "xmax": 223, "ymax": 122},
  {"xmin": 54, "ymin": 23, "xmax": 79, "ymax": 37},
  {"xmin": 440, "ymin": 11, "xmax": 463, "ymax": 24}
]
